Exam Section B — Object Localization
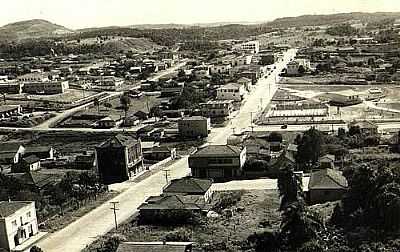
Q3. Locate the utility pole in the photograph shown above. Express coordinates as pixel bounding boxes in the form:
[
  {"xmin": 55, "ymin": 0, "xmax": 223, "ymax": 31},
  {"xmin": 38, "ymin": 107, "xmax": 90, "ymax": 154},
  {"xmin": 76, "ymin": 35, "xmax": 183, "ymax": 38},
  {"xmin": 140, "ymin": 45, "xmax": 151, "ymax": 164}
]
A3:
[
  {"xmin": 110, "ymin": 201, "xmax": 119, "ymax": 230},
  {"xmin": 163, "ymin": 169, "xmax": 171, "ymax": 184}
]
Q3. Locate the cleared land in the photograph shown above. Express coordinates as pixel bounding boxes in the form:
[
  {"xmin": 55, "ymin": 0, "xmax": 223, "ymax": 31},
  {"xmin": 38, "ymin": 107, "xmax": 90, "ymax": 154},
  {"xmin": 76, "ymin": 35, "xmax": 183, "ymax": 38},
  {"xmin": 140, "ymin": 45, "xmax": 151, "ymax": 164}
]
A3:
[{"xmin": 83, "ymin": 190, "xmax": 281, "ymax": 252}]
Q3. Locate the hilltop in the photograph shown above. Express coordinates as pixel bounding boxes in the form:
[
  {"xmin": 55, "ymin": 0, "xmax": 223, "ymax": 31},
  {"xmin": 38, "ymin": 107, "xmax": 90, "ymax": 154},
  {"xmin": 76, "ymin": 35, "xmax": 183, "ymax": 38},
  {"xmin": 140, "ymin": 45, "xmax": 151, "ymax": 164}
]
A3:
[{"xmin": 0, "ymin": 19, "xmax": 74, "ymax": 41}]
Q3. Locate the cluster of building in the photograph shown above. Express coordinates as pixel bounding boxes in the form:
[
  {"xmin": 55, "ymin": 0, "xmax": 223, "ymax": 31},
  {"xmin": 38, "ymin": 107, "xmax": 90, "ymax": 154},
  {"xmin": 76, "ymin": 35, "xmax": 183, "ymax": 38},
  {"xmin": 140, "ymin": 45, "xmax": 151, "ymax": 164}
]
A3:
[{"xmin": 0, "ymin": 72, "xmax": 69, "ymax": 95}]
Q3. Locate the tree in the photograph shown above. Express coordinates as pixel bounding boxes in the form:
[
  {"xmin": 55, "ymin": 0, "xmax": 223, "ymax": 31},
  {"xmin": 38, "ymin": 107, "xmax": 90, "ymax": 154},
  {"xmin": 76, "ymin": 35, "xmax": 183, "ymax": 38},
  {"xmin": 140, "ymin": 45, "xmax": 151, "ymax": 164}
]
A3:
[
  {"xmin": 268, "ymin": 132, "xmax": 283, "ymax": 143},
  {"xmin": 30, "ymin": 246, "xmax": 44, "ymax": 252},
  {"xmin": 296, "ymin": 128, "xmax": 323, "ymax": 170},
  {"xmin": 278, "ymin": 165, "xmax": 303, "ymax": 211},
  {"xmin": 278, "ymin": 165, "xmax": 324, "ymax": 249},
  {"xmin": 298, "ymin": 65, "xmax": 306, "ymax": 75},
  {"xmin": 93, "ymin": 97, "xmax": 100, "ymax": 113},
  {"xmin": 120, "ymin": 94, "xmax": 131, "ymax": 118}
]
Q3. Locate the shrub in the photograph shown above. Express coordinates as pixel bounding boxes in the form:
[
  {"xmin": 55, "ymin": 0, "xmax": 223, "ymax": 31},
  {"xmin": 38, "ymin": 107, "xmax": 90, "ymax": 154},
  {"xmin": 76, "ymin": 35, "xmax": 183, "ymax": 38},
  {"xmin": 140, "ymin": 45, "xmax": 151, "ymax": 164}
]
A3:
[
  {"xmin": 212, "ymin": 191, "xmax": 244, "ymax": 213},
  {"xmin": 30, "ymin": 246, "xmax": 44, "ymax": 252},
  {"xmin": 164, "ymin": 228, "xmax": 191, "ymax": 242}
]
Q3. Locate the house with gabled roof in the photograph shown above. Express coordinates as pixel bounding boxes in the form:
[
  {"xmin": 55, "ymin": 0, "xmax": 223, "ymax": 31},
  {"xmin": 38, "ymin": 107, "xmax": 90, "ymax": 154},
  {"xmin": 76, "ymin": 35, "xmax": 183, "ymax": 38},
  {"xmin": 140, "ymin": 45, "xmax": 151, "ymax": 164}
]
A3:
[
  {"xmin": 308, "ymin": 168, "xmax": 348, "ymax": 204},
  {"xmin": 95, "ymin": 134, "xmax": 143, "ymax": 184},
  {"xmin": 0, "ymin": 142, "xmax": 25, "ymax": 165},
  {"xmin": 188, "ymin": 145, "xmax": 246, "ymax": 180},
  {"xmin": 0, "ymin": 201, "xmax": 39, "ymax": 252},
  {"xmin": 138, "ymin": 195, "xmax": 203, "ymax": 224},
  {"xmin": 163, "ymin": 177, "xmax": 213, "ymax": 202}
]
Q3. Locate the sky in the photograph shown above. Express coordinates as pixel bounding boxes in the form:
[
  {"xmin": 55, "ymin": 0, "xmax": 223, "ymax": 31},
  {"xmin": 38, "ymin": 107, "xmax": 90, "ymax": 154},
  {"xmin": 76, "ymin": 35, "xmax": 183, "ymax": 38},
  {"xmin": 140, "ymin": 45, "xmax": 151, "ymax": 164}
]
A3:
[{"xmin": 1, "ymin": 0, "xmax": 400, "ymax": 29}]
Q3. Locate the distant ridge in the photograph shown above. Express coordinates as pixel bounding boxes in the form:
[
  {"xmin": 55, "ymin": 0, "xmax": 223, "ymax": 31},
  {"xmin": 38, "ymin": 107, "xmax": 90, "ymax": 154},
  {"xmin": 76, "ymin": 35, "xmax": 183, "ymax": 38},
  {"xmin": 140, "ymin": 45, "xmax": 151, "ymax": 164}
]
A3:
[
  {"xmin": 0, "ymin": 19, "xmax": 73, "ymax": 41},
  {"xmin": 2, "ymin": 12, "xmax": 400, "ymax": 42}
]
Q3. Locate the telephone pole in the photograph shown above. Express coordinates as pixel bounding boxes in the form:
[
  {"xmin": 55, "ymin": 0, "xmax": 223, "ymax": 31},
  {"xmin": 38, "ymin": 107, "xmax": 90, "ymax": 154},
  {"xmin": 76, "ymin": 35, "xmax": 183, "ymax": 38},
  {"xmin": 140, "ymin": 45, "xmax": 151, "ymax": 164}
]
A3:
[
  {"xmin": 163, "ymin": 169, "xmax": 171, "ymax": 184},
  {"xmin": 110, "ymin": 201, "xmax": 119, "ymax": 230}
]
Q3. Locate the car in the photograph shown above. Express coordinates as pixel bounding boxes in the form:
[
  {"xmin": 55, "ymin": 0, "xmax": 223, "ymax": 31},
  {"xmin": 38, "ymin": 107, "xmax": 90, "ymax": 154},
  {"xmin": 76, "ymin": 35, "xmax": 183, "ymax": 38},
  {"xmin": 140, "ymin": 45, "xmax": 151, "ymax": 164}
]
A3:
[{"xmin": 281, "ymin": 124, "xmax": 288, "ymax": 129}]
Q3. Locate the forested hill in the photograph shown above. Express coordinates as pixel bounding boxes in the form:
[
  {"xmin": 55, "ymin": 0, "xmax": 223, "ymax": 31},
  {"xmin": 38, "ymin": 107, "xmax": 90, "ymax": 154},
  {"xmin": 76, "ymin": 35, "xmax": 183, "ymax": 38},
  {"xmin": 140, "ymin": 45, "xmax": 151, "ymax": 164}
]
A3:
[{"xmin": 268, "ymin": 12, "xmax": 400, "ymax": 28}]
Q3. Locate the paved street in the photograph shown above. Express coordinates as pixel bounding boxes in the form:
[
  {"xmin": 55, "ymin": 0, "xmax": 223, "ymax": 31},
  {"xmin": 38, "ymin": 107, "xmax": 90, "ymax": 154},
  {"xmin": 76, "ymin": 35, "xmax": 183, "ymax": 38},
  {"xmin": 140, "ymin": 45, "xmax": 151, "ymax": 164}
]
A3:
[
  {"xmin": 34, "ymin": 51, "xmax": 296, "ymax": 252},
  {"xmin": 36, "ymin": 157, "xmax": 191, "ymax": 252}
]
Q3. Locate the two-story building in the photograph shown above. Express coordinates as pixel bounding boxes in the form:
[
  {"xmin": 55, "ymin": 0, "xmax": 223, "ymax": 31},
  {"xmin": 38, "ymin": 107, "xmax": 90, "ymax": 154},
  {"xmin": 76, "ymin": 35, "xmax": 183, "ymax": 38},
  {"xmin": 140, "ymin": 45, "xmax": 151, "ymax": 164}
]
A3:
[
  {"xmin": 189, "ymin": 145, "xmax": 246, "ymax": 180},
  {"xmin": 0, "ymin": 201, "xmax": 39, "ymax": 252},
  {"xmin": 236, "ymin": 41, "xmax": 260, "ymax": 54},
  {"xmin": 210, "ymin": 64, "xmax": 232, "ymax": 75},
  {"xmin": 178, "ymin": 116, "xmax": 211, "ymax": 138},
  {"xmin": 22, "ymin": 81, "xmax": 69, "ymax": 95},
  {"xmin": 216, "ymin": 83, "xmax": 246, "ymax": 102},
  {"xmin": 199, "ymin": 100, "xmax": 234, "ymax": 120},
  {"xmin": 95, "ymin": 134, "xmax": 143, "ymax": 184}
]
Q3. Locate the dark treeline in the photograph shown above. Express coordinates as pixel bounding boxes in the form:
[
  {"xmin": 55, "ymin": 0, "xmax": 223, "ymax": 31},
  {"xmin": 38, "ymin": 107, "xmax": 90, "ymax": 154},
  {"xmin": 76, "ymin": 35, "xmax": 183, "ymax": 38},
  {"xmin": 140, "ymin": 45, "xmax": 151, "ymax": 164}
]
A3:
[{"xmin": 0, "ymin": 24, "xmax": 277, "ymax": 58}]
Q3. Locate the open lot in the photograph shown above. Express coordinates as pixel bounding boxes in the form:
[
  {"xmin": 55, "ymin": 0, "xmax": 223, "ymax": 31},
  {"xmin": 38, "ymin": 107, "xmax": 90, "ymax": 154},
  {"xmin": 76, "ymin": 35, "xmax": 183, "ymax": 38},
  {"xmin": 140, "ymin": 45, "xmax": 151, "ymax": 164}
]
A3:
[
  {"xmin": 86, "ymin": 94, "xmax": 164, "ymax": 119},
  {"xmin": 7, "ymin": 88, "xmax": 99, "ymax": 104},
  {"xmin": 83, "ymin": 190, "xmax": 281, "ymax": 252},
  {"xmin": 259, "ymin": 84, "xmax": 400, "ymax": 123}
]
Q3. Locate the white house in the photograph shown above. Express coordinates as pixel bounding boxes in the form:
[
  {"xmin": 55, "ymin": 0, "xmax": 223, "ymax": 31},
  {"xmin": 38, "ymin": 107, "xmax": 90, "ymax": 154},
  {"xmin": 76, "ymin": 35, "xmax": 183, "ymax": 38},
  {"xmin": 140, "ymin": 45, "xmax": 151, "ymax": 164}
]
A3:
[
  {"xmin": 235, "ymin": 41, "xmax": 260, "ymax": 54},
  {"xmin": 178, "ymin": 116, "xmax": 211, "ymax": 138},
  {"xmin": 210, "ymin": 64, "xmax": 232, "ymax": 75},
  {"xmin": 0, "ymin": 201, "xmax": 39, "ymax": 251},
  {"xmin": 216, "ymin": 83, "xmax": 246, "ymax": 102}
]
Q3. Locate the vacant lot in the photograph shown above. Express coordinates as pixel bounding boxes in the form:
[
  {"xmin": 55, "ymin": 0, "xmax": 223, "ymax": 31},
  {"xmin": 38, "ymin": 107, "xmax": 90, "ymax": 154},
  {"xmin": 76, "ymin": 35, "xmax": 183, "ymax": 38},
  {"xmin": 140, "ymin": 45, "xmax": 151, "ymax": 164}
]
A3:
[
  {"xmin": 83, "ymin": 190, "xmax": 281, "ymax": 252},
  {"xmin": 87, "ymin": 94, "xmax": 164, "ymax": 118},
  {"xmin": 7, "ymin": 89, "xmax": 99, "ymax": 104}
]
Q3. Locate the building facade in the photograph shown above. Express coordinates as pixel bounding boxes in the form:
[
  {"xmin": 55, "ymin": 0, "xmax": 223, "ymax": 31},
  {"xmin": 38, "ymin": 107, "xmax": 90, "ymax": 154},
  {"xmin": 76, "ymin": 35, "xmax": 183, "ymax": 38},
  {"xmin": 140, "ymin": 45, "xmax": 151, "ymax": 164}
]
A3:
[
  {"xmin": 216, "ymin": 83, "xmax": 246, "ymax": 102},
  {"xmin": 95, "ymin": 134, "xmax": 143, "ymax": 184},
  {"xmin": 178, "ymin": 116, "xmax": 211, "ymax": 138},
  {"xmin": 22, "ymin": 81, "xmax": 69, "ymax": 94},
  {"xmin": 0, "ymin": 201, "xmax": 39, "ymax": 252},
  {"xmin": 199, "ymin": 100, "xmax": 234, "ymax": 119},
  {"xmin": 189, "ymin": 145, "xmax": 246, "ymax": 180}
]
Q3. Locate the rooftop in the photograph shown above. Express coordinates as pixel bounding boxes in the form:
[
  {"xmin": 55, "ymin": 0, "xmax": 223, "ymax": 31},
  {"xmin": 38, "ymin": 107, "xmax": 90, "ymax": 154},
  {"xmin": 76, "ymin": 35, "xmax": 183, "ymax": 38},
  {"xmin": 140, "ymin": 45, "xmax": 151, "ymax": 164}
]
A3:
[
  {"xmin": 308, "ymin": 169, "xmax": 348, "ymax": 190},
  {"xmin": 116, "ymin": 242, "xmax": 193, "ymax": 252},
  {"xmin": 138, "ymin": 195, "xmax": 203, "ymax": 211},
  {"xmin": 0, "ymin": 201, "xmax": 32, "ymax": 218},
  {"xmin": 98, "ymin": 134, "xmax": 138, "ymax": 148},
  {"xmin": 191, "ymin": 145, "xmax": 243, "ymax": 158},
  {"xmin": 163, "ymin": 177, "xmax": 213, "ymax": 194}
]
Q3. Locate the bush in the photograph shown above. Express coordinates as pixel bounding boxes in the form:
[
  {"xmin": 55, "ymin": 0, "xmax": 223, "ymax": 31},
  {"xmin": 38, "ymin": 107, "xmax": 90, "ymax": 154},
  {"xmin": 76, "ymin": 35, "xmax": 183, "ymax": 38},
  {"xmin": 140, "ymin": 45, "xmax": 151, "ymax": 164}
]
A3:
[
  {"xmin": 138, "ymin": 209, "xmax": 199, "ymax": 226},
  {"xmin": 30, "ymin": 246, "xmax": 44, "ymax": 252},
  {"xmin": 299, "ymin": 240, "xmax": 324, "ymax": 252},
  {"xmin": 213, "ymin": 191, "xmax": 244, "ymax": 213},
  {"xmin": 164, "ymin": 228, "xmax": 191, "ymax": 242}
]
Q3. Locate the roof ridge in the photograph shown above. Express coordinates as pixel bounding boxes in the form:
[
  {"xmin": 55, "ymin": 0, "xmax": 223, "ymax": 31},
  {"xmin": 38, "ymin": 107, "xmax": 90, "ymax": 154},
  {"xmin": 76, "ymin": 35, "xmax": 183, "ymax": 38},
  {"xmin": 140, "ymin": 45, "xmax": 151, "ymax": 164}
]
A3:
[{"xmin": 325, "ymin": 169, "xmax": 347, "ymax": 188}]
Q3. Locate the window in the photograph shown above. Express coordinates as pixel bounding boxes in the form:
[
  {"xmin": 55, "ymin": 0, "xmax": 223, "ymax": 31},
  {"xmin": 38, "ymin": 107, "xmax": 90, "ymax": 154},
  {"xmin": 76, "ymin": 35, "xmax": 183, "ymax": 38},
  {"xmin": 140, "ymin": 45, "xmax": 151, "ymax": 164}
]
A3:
[
  {"xmin": 27, "ymin": 211, "xmax": 31, "ymax": 218},
  {"xmin": 12, "ymin": 220, "xmax": 17, "ymax": 228}
]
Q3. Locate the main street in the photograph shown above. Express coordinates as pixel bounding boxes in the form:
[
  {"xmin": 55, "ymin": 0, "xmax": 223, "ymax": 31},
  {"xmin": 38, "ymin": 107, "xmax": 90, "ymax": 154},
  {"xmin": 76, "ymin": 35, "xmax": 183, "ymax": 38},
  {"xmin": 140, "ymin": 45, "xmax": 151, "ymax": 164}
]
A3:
[{"xmin": 35, "ymin": 50, "xmax": 295, "ymax": 252}]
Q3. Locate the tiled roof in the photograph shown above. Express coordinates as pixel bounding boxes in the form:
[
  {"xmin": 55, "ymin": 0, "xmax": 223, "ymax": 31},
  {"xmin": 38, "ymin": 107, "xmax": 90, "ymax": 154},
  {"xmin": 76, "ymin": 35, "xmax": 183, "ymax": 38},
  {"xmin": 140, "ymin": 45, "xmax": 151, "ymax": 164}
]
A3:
[
  {"xmin": 23, "ymin": 155, "xmax": 40, "ymax": 164},
  {"xmin": 0, "ymin": 142, "xmax": 24, "ymax": 153},
  {"xmin": 0, "ymin": 201, "xmax": 31, "ymax": 218},
  {"xmin": 320, "ymin": 154, "xmax": 335, "ymax": 162},
  {"xmin": 191, "ymin": 145, "xmax": 243, "ymax": 158},
  {"xmin": 163, "ymin": 177, "xmax": 212, "ymax": 194},
  {"xmin": 308, "ymin": 169, "xmax": 348, "ymax": 190},
  {"xmin": 98, "ymin": 134, "xmax": 138, "ymax": 148},
  {"xmin": 181, "ymin": 116, "xmax": 208, "ymax": 121},
  {"xmin": 138, "ymin": 195, "xmax": 202, "ymax": 211},
  {"xmin": 25, "ymin": 146, "xmax": 52, "ymax": 153},
  {"xmin": 116, "ymin": 242, "xmax": 193, "ymax": 252}
]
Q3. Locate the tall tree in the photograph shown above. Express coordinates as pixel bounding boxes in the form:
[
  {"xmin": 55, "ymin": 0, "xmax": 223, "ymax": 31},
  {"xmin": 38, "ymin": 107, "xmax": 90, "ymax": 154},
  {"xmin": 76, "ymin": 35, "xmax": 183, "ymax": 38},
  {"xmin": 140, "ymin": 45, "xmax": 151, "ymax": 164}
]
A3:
[
  {"xmin": 120, "ymin": 94, "xmax": 131, "ymax": 118},
  {"xmin": 93, "ymin": 97, "xmax": 100, "ymax": 113}
]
